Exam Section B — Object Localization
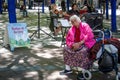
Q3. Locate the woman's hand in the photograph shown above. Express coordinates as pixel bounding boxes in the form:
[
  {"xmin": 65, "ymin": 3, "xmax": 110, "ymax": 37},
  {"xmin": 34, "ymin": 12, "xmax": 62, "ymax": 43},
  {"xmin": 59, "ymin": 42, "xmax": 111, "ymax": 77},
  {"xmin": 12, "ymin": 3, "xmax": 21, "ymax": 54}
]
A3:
[
  {"xmin": 72, "ymin": 43, "xmax": 80, "ymax": 50},
  {"xmin": 72, "ymin": 40, "xmax": 84, "ymax": 50}
]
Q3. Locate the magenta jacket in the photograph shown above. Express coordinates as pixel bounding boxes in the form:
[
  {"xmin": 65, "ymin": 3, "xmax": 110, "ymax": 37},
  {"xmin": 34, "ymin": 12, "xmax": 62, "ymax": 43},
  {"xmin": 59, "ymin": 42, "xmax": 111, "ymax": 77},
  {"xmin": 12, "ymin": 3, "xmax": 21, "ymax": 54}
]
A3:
[{"xmin": 66, "ymin": 22, "xmax": 96, "ymax": 49}]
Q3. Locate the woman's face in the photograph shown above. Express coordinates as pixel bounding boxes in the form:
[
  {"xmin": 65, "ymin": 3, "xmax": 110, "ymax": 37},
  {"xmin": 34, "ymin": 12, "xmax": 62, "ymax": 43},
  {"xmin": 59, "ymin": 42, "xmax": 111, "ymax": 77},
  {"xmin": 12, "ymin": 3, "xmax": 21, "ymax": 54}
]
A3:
[
  {"xmin": 72, "ymin": 5, "xmax": 77, "ymax": 10},
  {"xmin": 54, "ymin": 5, "xmax": 57, "ymax": 9},
  {"xmin": 71, "ymin": 19, "xmax": 79, "ymax": 27}
]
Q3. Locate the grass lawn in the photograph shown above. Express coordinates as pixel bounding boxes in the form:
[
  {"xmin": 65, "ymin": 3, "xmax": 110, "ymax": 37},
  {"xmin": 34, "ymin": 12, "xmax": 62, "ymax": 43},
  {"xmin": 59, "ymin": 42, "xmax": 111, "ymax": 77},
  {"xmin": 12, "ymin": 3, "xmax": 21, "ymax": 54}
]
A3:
[{"xmin": 0, "ymin": 10, "xmax": 50, "ymax": 27}]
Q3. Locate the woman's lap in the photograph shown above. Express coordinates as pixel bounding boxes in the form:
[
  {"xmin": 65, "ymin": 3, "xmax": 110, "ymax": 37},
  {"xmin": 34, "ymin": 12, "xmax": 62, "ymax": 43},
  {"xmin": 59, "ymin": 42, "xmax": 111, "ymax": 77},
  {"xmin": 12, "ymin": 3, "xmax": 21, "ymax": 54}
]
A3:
[{"xmin": 63, "ymin": 46, "xmax": 92, "ymax": 69}]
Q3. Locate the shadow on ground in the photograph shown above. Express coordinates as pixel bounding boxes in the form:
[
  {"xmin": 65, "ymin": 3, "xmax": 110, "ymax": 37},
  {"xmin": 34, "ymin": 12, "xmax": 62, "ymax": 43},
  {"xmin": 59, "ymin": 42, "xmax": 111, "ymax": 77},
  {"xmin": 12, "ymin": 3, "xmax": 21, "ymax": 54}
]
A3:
[{"xmin": 0, "ymin": 41, "xmax": 118, "ymax": 80}]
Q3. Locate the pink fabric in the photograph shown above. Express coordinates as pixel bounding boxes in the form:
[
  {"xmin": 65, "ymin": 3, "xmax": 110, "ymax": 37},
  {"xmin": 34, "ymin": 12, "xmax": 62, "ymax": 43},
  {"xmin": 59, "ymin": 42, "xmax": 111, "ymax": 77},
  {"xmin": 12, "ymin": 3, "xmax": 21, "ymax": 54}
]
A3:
[{"xmin": 66, "ymin": 22, "xmax": 96, "ymax": 49}]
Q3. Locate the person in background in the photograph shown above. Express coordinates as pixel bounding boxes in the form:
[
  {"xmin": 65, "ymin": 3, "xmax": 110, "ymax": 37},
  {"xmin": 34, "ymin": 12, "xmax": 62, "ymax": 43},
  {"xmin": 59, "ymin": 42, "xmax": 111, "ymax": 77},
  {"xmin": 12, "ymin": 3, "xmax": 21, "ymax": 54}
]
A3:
[
  {"xmin": 49, "ymin": 4, "xmax": 63, "ymax": 36},
  {"xmin": 61, "ymin": 0, "xmax": 66, "ymax": 12},
  {"xmin": 60, "ymin": 15, "xmax": 96, "ymax": 76},
  {"xmin": 99, "ymin": 0, "xmax": 106, "ymax": 14},
  {"xmin": 67, "ymin": 3, "xmax": 80, "ymax": 16},
  {"xmin": 64, "ymin": 3, "xmax": 80, "ymax": 20},
  {"xmin": 80, "ymin": 1, "xmax": 97, "ymax": 16},
  {"xmin": 22, "ymin": 5, "xmax": 28, "ymax": 17},
  {"xmin": 82, "ymin": 0, "xmax": 95, "ymax": 13}
]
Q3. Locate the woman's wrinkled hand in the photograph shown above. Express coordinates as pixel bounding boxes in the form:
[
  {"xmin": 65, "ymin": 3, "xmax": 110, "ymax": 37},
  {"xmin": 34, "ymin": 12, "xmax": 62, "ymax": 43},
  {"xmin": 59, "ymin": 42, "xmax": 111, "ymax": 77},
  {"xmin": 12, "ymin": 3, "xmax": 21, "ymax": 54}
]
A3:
[
  {"xmin": 72, "ymin": 43, "xmax": 80, "ymax": 50},
  {"xmin": 72, "ymin": 40, "xmax": 84, "ymax": 51}
]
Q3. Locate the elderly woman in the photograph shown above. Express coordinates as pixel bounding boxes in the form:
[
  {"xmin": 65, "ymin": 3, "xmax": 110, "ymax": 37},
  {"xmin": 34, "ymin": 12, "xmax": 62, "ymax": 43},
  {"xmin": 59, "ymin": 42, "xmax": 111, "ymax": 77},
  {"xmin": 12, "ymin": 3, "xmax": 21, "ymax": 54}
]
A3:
[{"xmin": 61, "ymin": 15, "xmax": 96, "ymax": 74}]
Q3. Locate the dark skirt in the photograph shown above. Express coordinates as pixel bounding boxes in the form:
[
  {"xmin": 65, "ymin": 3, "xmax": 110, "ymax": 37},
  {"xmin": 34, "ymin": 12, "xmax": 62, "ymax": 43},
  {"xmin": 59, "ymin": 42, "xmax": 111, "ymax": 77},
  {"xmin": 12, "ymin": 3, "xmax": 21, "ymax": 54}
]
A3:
[{"xmin": 63, "ymin": 46, "xmax": 93, "ymax": 69}]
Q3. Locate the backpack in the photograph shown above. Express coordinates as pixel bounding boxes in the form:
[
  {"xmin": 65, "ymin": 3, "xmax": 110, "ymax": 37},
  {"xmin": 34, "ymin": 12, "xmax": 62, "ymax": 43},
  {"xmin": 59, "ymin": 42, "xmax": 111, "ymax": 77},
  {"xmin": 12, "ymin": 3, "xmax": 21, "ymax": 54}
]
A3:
[{"xmin": 98, "ymin": 48, "xmax": 114, "ymax": 73}]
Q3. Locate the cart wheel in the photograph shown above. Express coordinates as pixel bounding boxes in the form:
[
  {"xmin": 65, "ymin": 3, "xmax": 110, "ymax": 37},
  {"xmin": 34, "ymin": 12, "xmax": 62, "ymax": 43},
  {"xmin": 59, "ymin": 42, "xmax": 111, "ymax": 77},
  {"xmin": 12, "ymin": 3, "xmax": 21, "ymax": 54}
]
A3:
[
  {"xmin": 77, "ymin": 72, "xmax": 85, "ymax": 80},
  {"xmin": 82, "ymin": 70, "xmax": 92, "ymax": 80}
]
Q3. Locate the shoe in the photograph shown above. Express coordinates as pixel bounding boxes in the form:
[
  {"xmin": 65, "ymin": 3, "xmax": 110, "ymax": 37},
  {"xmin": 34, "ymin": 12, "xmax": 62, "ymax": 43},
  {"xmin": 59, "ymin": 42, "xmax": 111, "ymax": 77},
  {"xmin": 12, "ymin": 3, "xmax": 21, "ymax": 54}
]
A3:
[{"xmin": 60, "ymin": 70, "xmax": 72, "ymax": 75}]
